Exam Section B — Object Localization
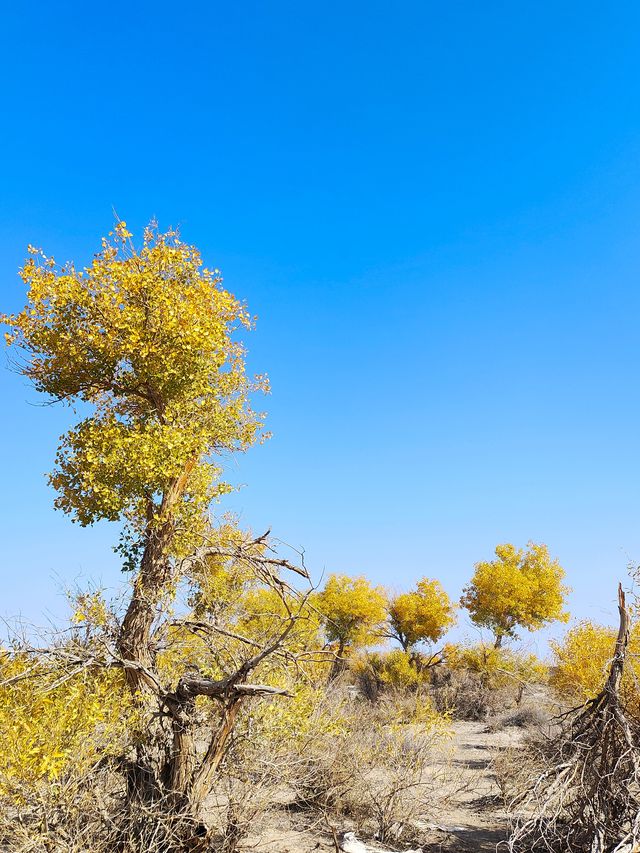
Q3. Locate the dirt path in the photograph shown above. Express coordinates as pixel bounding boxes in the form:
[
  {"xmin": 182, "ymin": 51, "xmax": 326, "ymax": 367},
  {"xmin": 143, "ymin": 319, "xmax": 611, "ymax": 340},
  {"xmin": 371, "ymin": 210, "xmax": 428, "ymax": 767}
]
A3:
[{"xmin": 421, "ymin": 719, "xmax": 521, "ymax": 852}]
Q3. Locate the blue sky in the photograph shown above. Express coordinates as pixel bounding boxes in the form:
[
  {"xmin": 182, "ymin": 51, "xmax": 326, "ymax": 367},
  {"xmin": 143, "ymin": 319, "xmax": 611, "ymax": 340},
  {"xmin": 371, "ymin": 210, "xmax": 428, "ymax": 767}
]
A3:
[{"xmin": 1, "ymin": 2, "xmax": 640, "ymax": 651}]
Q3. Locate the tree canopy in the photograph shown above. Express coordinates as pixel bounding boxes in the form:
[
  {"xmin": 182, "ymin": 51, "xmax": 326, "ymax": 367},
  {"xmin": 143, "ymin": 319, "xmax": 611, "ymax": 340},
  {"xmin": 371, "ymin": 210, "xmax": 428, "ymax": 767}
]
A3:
[
  {"xmin": 316, "ymin": 573, "xmax": 387, "ymax": 660},
  {"xmin": 386, "ymin": 578, "xmax": 455, "ymax": 652},
  {"xmin": 3, "ymin": 221, "xmax": 267, "ymax": 564},
  {"xmin": 460, "ymin": 542, "xmax": 569, "ymax": 646}
]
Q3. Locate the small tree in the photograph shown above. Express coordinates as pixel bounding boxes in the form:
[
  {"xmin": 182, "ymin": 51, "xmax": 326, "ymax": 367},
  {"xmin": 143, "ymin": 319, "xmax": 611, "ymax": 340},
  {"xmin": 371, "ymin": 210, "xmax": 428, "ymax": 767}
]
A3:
[
  {"xmin": 460, "ymin": 542, "xmax": 569, "ymax": 647},
  {"xmin": 316, "ymin": 574, "xmax": 387, "ymax": 676},
  {"xmin": 385, "ymin": 577, "xmax": 455, "ymax": 654}
]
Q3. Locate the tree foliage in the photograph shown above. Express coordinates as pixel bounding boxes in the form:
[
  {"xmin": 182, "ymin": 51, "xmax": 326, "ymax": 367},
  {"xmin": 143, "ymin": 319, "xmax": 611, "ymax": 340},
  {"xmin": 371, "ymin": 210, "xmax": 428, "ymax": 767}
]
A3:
[
  {"xmin": 460, "ymin": 542, "xmax": 569, "ymax": 646},
  {"xmin": 0, "ymin": 650, "xmax": 134, "ymax": 799},
  {"xmin": 386, "ymin": 577, "xmax": 455, "ymax": 651},
  {"xmin": 2, "ymin": 221, "xmax": 267, "ymax": 564},
  {"xmin": 550, "ymin": 619, "xmax": 640, "ymax": 712},
  {"xmin": 315, "ymin": 574, "xmax": 387, "ymax": 664}
]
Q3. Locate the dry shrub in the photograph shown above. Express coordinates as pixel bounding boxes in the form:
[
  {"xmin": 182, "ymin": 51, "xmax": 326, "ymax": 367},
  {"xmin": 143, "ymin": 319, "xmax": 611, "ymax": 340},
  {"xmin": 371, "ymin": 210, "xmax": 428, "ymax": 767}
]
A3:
[
  {"xmin": 278, "ymin": 689, "xmax": 453, "ymax": 845},
  {"xmin": 205, "ymin": 768, "xmax": 284, "ymax": 853},
  {"xmin": 492, "ymin": 736, "xmax": 547, "ymax": 808},
  {"xmin": 0, "ymin": 766, "xmax": 210, "ymax": 853},
  {"xmin": 432, "ymin": 644, "xmax": 548, "ymax": 721},
  {"xmin": 487, "ymin": 704, "xmax": 550, "ymax": 732},
  {"xmin": 0, "ymin": 766, "xmax": 115, "ymax": 853},
  {"xmin": 431, "ymin": 668, "xmax": 512, "ymax": 720},
  {"xmin": 507, "ymin": 587, "xmax": 640, "ymax": 853}
]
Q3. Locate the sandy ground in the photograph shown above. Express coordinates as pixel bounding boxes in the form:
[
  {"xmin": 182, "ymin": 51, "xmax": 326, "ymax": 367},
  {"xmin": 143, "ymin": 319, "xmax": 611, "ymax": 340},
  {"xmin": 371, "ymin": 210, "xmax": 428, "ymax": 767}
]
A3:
[
  {"xmin": 417, "ymin": 719, "xmax": 522, "ymax": 852},
  {"xmin": 239, "ymin": 718, "xmax": 524, "ymax": 852}
]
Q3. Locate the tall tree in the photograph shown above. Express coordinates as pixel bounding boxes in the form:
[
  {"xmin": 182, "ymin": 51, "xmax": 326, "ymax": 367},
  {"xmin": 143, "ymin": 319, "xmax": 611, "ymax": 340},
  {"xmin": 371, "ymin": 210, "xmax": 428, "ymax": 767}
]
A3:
[{"xmin": 2, "ymin": 222, "xmax": 309, "ymax": 832}]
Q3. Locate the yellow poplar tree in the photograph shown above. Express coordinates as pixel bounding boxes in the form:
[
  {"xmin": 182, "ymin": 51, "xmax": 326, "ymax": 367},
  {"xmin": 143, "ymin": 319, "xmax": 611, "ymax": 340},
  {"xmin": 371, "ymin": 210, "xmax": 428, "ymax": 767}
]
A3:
[
  {"xmin": 386, "ymin": 577, "xmax": 455, "ymax": 652},
  {"xmin": 1, "ymin": 222, "xmax": 314, "ymax": 825},
  {"xmin": 460, "ymin": 542, "xmax": 569, "ymax": 647},
  {"xmin": 316, "ymin": 573, "xmax": 387, "ymax": 676}
]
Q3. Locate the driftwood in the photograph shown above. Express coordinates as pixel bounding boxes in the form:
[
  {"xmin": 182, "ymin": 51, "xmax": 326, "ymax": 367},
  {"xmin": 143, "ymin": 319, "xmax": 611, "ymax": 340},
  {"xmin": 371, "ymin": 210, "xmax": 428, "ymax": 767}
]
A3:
[
  {"xmin": 508, "ymin": 583, "xmax": 640, "ymax": 853},
  {"xmin": 337, "ymin": 831, "xmax": 421, "ymax": 853}
]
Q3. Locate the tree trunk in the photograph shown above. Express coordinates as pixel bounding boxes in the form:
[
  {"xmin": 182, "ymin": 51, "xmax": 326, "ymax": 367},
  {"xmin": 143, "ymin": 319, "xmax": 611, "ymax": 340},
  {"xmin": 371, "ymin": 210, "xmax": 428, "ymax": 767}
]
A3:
[
  {"xmin": 117, "ymin": 466, "xmax": 195, "ymax": 694},
  {"xmin": 329, "ymin": 639, "xmax": 347, "ymax": 680},
  {"xmin": 116, "ymin": 490, "xmax": 185, "ymax": 806},
  {"xmin": 167, "ymin": 697, "xmax": 198, "ymax": 810},
  {"xmin": 189, "ymin": 699, "xmax": 242, "ymax": 813},
  {"xmin": 117, "ymin": 523, "xmax": 174, "ymax": 693},
  {"xmin": 605, "ymin": 583, "xmax": 630, "ymax": 698}
]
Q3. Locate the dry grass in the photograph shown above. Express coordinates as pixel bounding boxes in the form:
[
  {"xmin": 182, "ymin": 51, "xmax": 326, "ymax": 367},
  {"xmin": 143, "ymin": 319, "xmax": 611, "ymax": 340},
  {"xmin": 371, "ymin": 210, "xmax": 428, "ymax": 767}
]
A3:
[{"xmin": 431, "ymin": 669, "xmax": 517, "ymax": 721}]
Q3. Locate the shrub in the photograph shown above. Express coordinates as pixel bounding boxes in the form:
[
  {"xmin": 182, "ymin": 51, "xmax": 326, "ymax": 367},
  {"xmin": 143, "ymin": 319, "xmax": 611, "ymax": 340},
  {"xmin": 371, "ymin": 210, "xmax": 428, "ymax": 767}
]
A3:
[
  {"xmin": 444, "ymin": 643, "xmax": 547, "ymax": 689},
  {"xmin": 487, "ymin": 705, "xmax": 548, "ymax": 731},
  {"xmin": 282, "ymin": 692, "xmax": 451, "ymax": 844},
  {"xmin": 351, "ymin": 649, "xmax": 426, "ymax": 699},
  {"xmin": 550, "ymin": 619, "xmax": 640, "ymax": 714},
  {"xmin": 432, "ymin": 644, "xmax": 548, "ymax": 720},
  {"xmin": 0, "ymin": 650, "xmax": 134, "ymax": 800}
]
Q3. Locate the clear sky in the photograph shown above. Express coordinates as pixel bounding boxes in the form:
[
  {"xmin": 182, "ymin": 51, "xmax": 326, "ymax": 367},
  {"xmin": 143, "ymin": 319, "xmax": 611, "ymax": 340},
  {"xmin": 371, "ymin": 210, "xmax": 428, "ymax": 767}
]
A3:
[{"xmin": 1, "ymin": 2, "xmax": 639, "ymax": 651}]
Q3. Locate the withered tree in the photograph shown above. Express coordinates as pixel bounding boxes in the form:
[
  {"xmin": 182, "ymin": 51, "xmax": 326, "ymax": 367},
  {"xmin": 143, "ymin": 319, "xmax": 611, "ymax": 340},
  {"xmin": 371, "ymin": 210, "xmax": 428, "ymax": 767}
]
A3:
[{"xmin": 508, "ymin": 584, "xmax": 640, "ymax": 853}]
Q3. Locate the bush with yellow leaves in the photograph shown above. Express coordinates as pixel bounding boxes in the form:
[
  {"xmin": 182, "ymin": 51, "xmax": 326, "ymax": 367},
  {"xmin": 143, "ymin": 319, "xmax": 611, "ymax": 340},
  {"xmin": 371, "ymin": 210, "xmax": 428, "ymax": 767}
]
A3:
[
  {"xmin": 550, "ymin": 619, "xmax": 640, "ymax": 714},
  {"xmin": 351, "ymin": 649, "xmax": 428, "ymax": 700},
  {"xmin": 444, "ymin": 642, "xmax": 547, "ymax": 688},
  {"xmin": 0, "ymin": 649, "xmax": 135, "ymax": 804}
]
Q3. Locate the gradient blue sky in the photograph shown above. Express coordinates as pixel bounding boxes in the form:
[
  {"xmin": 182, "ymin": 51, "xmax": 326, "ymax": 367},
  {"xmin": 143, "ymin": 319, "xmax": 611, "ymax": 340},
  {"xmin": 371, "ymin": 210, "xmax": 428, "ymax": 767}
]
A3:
[{"xmin": 1, "ymin": 2, "xmax": 639, "ymax": 651}]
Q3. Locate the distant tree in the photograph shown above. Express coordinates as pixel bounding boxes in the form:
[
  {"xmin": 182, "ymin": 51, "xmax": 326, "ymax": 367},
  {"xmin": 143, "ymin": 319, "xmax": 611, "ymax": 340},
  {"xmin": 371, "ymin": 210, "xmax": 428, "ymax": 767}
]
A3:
[
  {"xmin": 316, "ymin": 574, "xmax": 387, "ymax": 676},
  {"xmin": 237, "ymin": 585, "xmax": 323, "ymax": 654},
  {"xmin": 460, "ymin": 542, "xmax": 569, "ymax": 647},
  {"xmin": 385, "ymin": 578, "xmax": 455, "ymax": 653}
]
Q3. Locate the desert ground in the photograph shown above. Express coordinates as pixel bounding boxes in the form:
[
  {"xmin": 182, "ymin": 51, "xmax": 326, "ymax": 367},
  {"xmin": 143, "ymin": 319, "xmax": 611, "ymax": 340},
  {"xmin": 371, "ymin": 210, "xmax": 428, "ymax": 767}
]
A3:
[{"xmin": 236, "ymin": 715, "xmax": 529, "ymax": 853}]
